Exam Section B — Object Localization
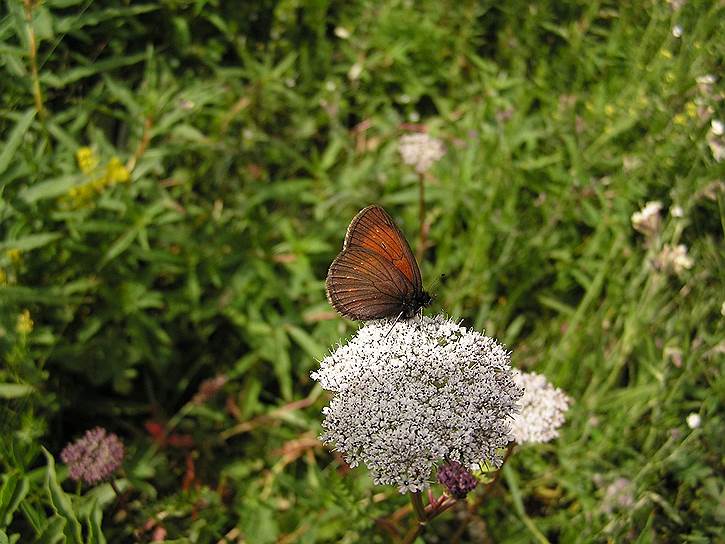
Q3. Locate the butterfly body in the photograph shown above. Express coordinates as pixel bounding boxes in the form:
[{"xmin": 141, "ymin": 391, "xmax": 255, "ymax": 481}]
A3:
[{"xmin": 326, "ymin": 205, "xmax": 431, "ymax": 321}]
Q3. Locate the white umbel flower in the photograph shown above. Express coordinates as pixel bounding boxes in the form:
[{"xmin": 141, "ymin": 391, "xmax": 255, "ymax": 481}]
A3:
[
  {"xmin": 312, "ymin": 315, "xmax": 522, "ymax": 493},
  {"xmin": 398, "ymin": 133, "xmax": 446, "ymax": 174},
  {"xmin": 510, "ymin": 371, "xmax": 571, "ymax": 445}
]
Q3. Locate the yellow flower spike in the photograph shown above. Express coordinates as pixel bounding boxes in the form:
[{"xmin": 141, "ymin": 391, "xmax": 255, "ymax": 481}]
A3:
[
  {"xmin": 16, "ymin": 309, "xmax": 33, "ymax": 334},
  {"xmin": 76, "ymin": 147, "xmax": 99, "ymax": 175},
  {"xmin": 6, "ymin": 249, "xmax": 22, "ymax": 265},
  {"xmin": 106, "ymin": 157, "xmax": 130, "ymax": 184},
  {"xmin": 674, "ymin": 113, "xmax": 687, "ymax": 125},
  {"xmin": 90, "ymin": 176, "xmax": 108, "ymax": 192}
]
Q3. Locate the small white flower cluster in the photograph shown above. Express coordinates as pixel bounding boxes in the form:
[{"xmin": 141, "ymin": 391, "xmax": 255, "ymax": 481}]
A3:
[
  {"xmin": 510, "ymin": 371, "xmax": 571, "ymax": 445},
  {"xmin": 312, "ymin": 315, "xmax": 522, "ymax": 493},
  {"xmin": 631, "ymin": 201, "xmax": 663, "ymax": 238},
  {"xmin": 398, "ymin": 133, "xmax": 446, "ymax": 174},
  {"xmin": 707, "ymin": 119, "xmax": 724, "ymax": 163},
  {"xmin": 655, "ymin": 243, "xmax": 694, "ymax": 275}
]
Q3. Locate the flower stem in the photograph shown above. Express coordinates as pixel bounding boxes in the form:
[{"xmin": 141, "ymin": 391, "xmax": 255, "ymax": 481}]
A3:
[
  {"xmin": 410, "ymin": 491, "xmax": 427, "ymax": 524},
  {"xmin": 417, "ymin": 172, "xmax": 426, "ymax": 262},
  {"xmin": 23, "ymin": 0, "xmax": 45, "ymax": 119},
  {"xmin": 109, "ymin": 478, "xmax": 122, "ymax": 497}
]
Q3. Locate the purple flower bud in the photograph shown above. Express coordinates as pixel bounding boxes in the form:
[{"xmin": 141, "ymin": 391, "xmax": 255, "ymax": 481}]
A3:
[
  {"xmin": 60, "ymin": 427, "xmax": 124, "ymax": 485},
  {"xmin": 437, "ymin": 461, "xmax": 478, "ymax": 499}
]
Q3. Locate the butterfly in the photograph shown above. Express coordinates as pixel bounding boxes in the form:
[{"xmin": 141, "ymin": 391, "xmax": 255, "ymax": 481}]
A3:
[{"xmin": 325, "ymin": 205, "xmax": 432, "ymax": 321}]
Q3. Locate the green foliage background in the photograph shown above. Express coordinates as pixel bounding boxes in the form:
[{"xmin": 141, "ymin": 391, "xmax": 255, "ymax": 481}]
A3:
[{"xmin": 1, "ymin": 0, "xmax": 724, "ymax": 542}]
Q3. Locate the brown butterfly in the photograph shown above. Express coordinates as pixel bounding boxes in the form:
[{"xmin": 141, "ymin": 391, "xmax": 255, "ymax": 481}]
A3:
[{"xmin": 325, "ymin": 205, "xmax": 432, "ymax": 321}]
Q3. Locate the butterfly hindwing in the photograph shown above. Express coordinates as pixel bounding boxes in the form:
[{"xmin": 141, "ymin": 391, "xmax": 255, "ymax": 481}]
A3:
[{"xmin": 325, "ymin": 246, "xmax": 411, "ymax": 320}]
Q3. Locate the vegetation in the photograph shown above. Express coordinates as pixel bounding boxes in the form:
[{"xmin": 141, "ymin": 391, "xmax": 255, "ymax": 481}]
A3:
[{"xmin": 1, "ymin": 0, "xmax": 723, "ymax": 542}]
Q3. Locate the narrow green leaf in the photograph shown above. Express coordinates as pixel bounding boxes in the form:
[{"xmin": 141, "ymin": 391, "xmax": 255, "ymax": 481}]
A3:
[
  {"xmin": 43, "ymin": 449, "xmax": 83, "ymax": 544},
  {"xmin": 0, "ymin": 233, "xmax": 61, "ymax": 253},
  {"xmin": 0, "ymin": 384, "xmax": 35, "ymax": 399},
  {"xmin": 19, "ymin": 175, "xmax": 79, "ymax": 203},
  {"xmin": 285, "ymin": 325, "xmax": 326, "ymax": 360},
  {"xmin": 0, "ymin": 473, "xmax": 29, "ymax": 527},
  {"xmin": 35, "ymin": 516, "xmax": 66, "ymax": 544},
  {"xmin": 0, "ymin": 109, "xmax": 35, "ymax": 178},
  {"xmin": 85, "ymin": 500, "xmax": 106, "ymax": 544}
]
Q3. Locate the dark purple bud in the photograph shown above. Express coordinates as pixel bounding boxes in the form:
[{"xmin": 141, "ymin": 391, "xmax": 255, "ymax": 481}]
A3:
[{"xmin": 437, "ymin": 461, "xmax": 478, "ymax": 499}]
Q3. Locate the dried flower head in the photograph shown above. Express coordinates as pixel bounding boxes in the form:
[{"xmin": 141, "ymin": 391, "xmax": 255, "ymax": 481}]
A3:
[
  {"xmin": 654, "ymin": 244, "xmax": 694, "ymax": 275},
  {"xmin": 312, "ymin": 315, "xmax": 522, "ymax": 493},
  {"xmin": 60, "ymin": 427, "xmax": 124, "ymax": 484},
  {"xmin": 696, "ymin": 74, "xmax": 716, "ymax": 97},
  {"xmin": 510, "ymin": 371, "xmax": 571, "ymax": 445},
  {"xmin": 631, "ymin": 201, "xmax": 663, "ymax": 238},
  {"xmin": 192, "ymin": 374, "xmax": 228, "ymax": 405},
  {"xmin": 437, "ymin": 461, "xmax": 478, "ymax": 499},
  {"xmin": 398, "ymin": 133, "xmax": 446, "ymax": 174}
]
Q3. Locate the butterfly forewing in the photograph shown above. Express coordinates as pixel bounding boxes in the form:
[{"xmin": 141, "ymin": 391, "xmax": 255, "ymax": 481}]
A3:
[
  {"xmin": 343, "ymin": 205, "xmax": 422, "ymax": 290},
  {"xmin": 326, "ymin": 247, "xmax": 411, "ymax": 320}
]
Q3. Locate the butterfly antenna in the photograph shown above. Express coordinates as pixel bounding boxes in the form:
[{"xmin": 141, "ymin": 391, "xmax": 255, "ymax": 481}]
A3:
[{"xmin": 384, "ymin": 311, "xmax": 405, "ymax": 337}]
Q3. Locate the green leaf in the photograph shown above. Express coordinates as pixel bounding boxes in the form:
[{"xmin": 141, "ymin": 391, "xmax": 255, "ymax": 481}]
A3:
[
  {"xmin": 0, "ymin": 109, "xmax": 35, "ymax": 179},
  {"xmin": 0, "ymin": 384, "xmax": 35, "ymax": 399},
  {"xmin": 19, "ymin": 175, "xmax": 79, "ymax": 203},
  {"xmin": 85, "ymin": 500, "xmax": 106, "ymax": 544},
  {"xmin": 0, "ymin": 473, "xmax": 29, "ymax": 528},
  {"xmin": 0, "ymin": 233, "xmax": 61, "ymax": 253},
  {"xmin": 43, "ymin": 449, "xmax": 83, "ymax": 544},
  {"xmin": 285, "ymin": 324, "xmax": 326, "ymax": 360},
  {"xmin": 35, "ymin": 515, "xmax": 66, "ymax": 544}
]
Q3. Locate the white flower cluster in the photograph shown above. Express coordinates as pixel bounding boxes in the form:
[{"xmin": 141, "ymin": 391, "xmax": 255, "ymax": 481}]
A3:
[
  {"xmin": 312, "ymin": 315, "xmax": 521, "ymax": 493},
  {"xmin": 631, "ymin": 201, "xmax": 662, "ymax": 238},
  {"xmin": 655, "ymin": 243, "xmax": 694, "ymax": 275},
  {"xmin": 398, "ymin": 133, "xmax": 446, "ymax": 174},
  {"xmin": 510, "ymin": 371, "xmax": 571, "ymax": 445}
]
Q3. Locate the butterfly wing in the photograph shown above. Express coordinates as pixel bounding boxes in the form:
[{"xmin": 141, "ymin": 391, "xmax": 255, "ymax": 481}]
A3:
[
  {"xmin": 343, "ymin": 205, "xmax": 423, "ymax": 291},
  {"xmin": 325, "ymin": 246, "xmax": 411, "ymax": 320}
]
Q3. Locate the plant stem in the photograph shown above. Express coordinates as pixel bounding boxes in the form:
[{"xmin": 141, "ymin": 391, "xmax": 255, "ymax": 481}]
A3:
[
  {"xmin": 482, "ymin": 442, "xmax": 516, "ymax": 494},
  {"xmin": 417, "ymin": 172, "xmax": 426, "ymax": 263},
  {"xmin": 23, "ymin": 0, "xmax": 45, "ymax": 118},
  {"xmin": 109, "ymin": 478, "xmax": 122, "ymax": 497},
  {"xmin": 410, "ymin": 491, "xmax": 427, "ymax": 523}
]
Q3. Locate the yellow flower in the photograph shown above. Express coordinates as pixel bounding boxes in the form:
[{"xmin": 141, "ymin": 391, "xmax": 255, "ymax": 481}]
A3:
[
  {"xmin": 660, "ymin": 49, "xmax": 673, "ymax": 60},
  {"xmin": 685, "ymin": 102, "xmax": 697, "ymax": 118},
  {"xmin": 0, "ymin": 268, "xmax": 6, "ymax": 284},
  {"xmin": 76, "ymin": 147, "xmax": 99, "ymax": 175},
  {"xmin": 673, "ymin": 113, "xmax": 687, "ymax": 125},
  {"xmin": 6, "ymin": 248, "xmax": 22, "ymax": 265},
  {"xmin": 604, "ymin": 104, "xmax": 615, "ymax": 117},
  {"xmin": 106, "ymin": 157, "xmax": 130, "ymax": 184},
  {"xmin": 16, "ymin": 310, "xmax": 33, "ymax": 335}
]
